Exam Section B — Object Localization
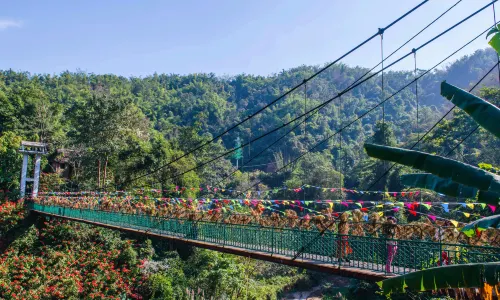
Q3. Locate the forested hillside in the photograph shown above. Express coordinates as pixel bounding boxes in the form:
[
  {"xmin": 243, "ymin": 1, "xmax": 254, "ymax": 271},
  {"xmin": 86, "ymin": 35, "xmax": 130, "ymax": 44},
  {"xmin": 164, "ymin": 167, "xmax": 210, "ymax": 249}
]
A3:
[
  {"xmin": 2, "ymin": 46, "xmax": 500, "ymax": 299},
  {"xmin": 1, "ymin": 48, "xmax": 499, "ymax": 198}
]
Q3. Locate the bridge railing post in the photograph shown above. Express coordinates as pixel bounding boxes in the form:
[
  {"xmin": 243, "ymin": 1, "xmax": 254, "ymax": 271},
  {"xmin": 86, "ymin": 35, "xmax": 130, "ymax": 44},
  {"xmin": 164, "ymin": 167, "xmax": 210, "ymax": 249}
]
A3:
[
  {"xmin": 384, "ymin": 235, "xmax": 388, "ymax": 275},
  {"xmin": 222, "ymin": 219, "xmax": 226, "ymax": 247},
  {"xmin": 438, "ymin": 227, "xmax": 443, "ymax": 268},
  {"xmin": 271, "ymin": 227, "xmax": 274, "ymax": 255},
  {"xmin": 301, "ymin": 229, "xmax": 305, "ymax": 261}
]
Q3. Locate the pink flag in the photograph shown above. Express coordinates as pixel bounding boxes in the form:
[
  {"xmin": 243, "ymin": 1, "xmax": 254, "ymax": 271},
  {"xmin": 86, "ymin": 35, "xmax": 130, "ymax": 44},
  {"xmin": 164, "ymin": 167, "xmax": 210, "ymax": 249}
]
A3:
[
  {"xmin": 428, "ymin": 215, "xmax": 436, "ymax": 222},
  {"xmin": 488, "ymin": 204, "xmax": 496, "ymax": 213}
]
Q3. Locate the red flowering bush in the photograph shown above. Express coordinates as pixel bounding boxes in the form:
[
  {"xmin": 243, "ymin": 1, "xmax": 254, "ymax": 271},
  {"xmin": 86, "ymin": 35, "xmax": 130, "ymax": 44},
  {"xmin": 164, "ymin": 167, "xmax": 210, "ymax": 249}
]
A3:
[
  {"xmin": 0, "ymin": 201, "xmax": 27, "ymax": 236},
  {"xmin": 0, "ymin": 218, "xmax": 149, "ymax": 299}
]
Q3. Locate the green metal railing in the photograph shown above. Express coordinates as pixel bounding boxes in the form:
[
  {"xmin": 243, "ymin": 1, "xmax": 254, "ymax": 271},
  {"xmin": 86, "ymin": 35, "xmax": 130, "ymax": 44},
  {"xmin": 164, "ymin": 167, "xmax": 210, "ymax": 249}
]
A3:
[{"xmin": 29, "ymin": 203, "xmax": 500, "ymax": 275}]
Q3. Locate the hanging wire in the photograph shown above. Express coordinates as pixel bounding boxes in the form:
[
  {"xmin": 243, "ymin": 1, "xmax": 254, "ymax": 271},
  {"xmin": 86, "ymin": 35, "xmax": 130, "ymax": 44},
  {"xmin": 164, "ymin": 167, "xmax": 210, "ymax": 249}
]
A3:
[
  {"xmin": 374, "ymin": 61, "xmax": 500, "ymax": 193},
  {"xmin": 413, "ymin": 49, "xmax": 419, "ymax": 144},
  {"xmin": 115, "ymin": 1, "xmax": 430, "ymax": 190},
  {"xmin": 303, "ymin": 80, "xmax": 307, "ymax": 204},
  {"xmin": 303, "ymin": 80, "xmax": 307, "ymax": 138},
  {"xmin": 379, "ymin": 28, "xmax": 388, "ymax": 180},
  {"xmin": 210, "ymin": 0, "xmax": 462, "ymax": 191},
  {"xmin": 241, "ymin": 20, "xmax": 500, "ymax": 199},
  {"xmin": 413, "ymin": 49, "xmax": 423, "ymax": 202},
  {"xmin": 379, "ymin": 29, "xmax": 386, "ymax": 145},
  {"xmin": 147, "ymin": 3, "xmax": 499, "ymax": 188},
  {"xmin": 494, "ymin": 3, "xmax": 500, "ymax": 83},
  {"xmin": 339, "ymin": 95, "xmax": 343, "ymax": 200}
]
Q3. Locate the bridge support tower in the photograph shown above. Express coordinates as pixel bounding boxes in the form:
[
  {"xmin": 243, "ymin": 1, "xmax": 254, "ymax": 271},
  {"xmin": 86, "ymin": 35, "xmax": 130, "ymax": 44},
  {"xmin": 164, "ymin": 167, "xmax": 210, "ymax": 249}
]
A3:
[{"xmin": 19, "ymin": 141, "xmax": 47, "ymax": 198}]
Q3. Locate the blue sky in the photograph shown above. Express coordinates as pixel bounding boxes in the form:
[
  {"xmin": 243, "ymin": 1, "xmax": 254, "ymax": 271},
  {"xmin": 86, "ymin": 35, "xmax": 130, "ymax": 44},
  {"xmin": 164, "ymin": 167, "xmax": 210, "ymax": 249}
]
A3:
[{"xmin": 0, "ymin": 0, "xmax": 497, "ymax": 77}]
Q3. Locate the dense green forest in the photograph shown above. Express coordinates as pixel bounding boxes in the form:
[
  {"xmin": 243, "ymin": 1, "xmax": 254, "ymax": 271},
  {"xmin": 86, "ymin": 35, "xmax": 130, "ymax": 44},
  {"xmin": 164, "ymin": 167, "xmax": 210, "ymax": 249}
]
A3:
[
  {"xmin": 1, "ymin": 48, "xmax": 499, "ymax": 199},
  {"xmin": 1, "ymin": 47, "xmax": 500, "ymax": 299}
]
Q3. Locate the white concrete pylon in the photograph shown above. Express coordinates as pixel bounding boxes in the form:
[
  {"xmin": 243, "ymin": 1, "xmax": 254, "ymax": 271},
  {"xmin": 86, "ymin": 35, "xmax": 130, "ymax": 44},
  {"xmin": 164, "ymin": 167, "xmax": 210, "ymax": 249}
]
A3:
[{"xmin": 19, "ymin": 141, "xmax": 47, "ymax": 198}]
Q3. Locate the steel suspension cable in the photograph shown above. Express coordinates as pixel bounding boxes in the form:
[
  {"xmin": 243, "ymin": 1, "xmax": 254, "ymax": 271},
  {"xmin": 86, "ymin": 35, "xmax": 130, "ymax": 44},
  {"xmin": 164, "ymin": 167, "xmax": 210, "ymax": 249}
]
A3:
[
  {"xmin": 367, "ymin": 60, "xmax": 500, "ymax": 192},
  {"xmin": 443, "ymin": 4, "xmax": 500, "ymax": 158},
  {"xmin": 494, "ymin": 3, "xmax": 500, "ymax": 83},
  {"xmin": 414, "ymin": 51, "xmax": 419, "ymax": 144},
  {"xmin": 380, "ymin": 30, "xmax": 386, "ymax": 145},
  {"xmin": 116, "ymin": 0, "xmax": 430, "ymax": 188},
  {"xmin": 240, "ymin": 21, "xmax": 499, "ymax": 200},
  {"xmin": 290, "ymin": 61, "xmax": 499, "ymax": 261},
  {"xmin": 444, "ymin": 4, "xmax": 500, "ymax": 159},
  {"xmin": 148, "ymin": 2, "xmax": 497, "ymax": 186},
  {"xmin": 339, "ymin": 95, "xmax": 343, "ymax": 199},
  {"xmin": 443, "ymin": 69, "xmax": 500, "ymax": 157},
  {"xmin": 304, "ymin": 81, "xmax": 307, "ymax": 203},
  {"xmin": 413, "ymin": 50, "xmax": 422, "ymax": 201},
  {"xmin": 209, "ymin": 0, "xmax": 464, "ymax": 189}
]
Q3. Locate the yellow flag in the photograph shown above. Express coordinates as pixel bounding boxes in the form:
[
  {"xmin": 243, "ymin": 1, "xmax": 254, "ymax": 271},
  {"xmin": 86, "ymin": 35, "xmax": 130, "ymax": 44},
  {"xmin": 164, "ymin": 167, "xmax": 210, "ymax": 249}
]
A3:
[
  {"xmin": 463, "ymin": 212, "xmax": 470, "ymax": 218},
  {"xmin": 385, "ymin": 192, "xmax": 390, "ymax": 198},
  {"xmin": 328, "ymin": 202, "xmax": 334, "ymax": 209},
  {"xmin": 450, "ymin": 220, "xmax": 458, "ymax": 227},
  {"xmin": 466, "ymin": 203, "xmax": 474, "ymax": 209},
  {"xmin": 378, "ymin": 212, "xmax": 384, "ymax": 217},
  {"xmin": 283, "ymin": 201, "xmax": 289, "ymax": 205},
  {"xmin": 376, "ymin": 204, "xmax": 383, "ymax": 208}
]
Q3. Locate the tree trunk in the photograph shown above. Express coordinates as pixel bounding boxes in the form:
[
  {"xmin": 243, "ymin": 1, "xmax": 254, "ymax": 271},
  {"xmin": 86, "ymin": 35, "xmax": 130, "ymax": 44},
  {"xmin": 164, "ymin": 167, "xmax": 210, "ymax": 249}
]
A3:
[
  {"xmin": 97, "ymin": 160, "xmax": 101, "ymax": 188},
  {"xmin": 103, "ymin": 157, "xmax": 108, "ymax": 188}
]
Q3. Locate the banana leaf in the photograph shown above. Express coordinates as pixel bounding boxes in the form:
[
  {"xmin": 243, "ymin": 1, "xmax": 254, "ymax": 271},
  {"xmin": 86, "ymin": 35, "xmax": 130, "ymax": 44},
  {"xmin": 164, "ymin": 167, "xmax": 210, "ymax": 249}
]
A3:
[
  {"xmin": 478, "ymin": 190, "xmax": 500, "ymax": 206},
  {"xmin": 487, "ymin": 24, "xmax": 500, "ymax": 62},
  {"xmin": 364, "ymin": 143, "xmax": 500, "ymax": 196},
  {"xmin": 441, "ymin": 81, "xmax": 500, "ymax": 139},
  {"xmin": 378, "ymin": 263, "xmax": 500, "ymax": 295},
  {"xmin": 401, "ymin": 173, "xmax": 478, "ymax": 198},
  {"xmin": 462, "ymin": 215, "xmax": 500, "ymax": 237},
  {"xmin": 401, "ymin": 173, "xmax": 500, "ymax": 204}
]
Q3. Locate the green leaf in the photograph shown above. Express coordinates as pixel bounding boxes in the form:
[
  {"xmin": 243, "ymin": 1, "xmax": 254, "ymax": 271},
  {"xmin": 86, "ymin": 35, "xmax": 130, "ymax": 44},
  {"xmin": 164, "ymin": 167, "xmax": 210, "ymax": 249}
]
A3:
[
  {"xmin": 462, "ymin": 215, "xmax": 500, "ymax": 237},
  {"xmin": 484, "ymin": 263, "xmax": 500, "ymax": 286},
  {"xmin": 489, "ymin": 35, "xmax": 500, "ymax": 56},
  {"xmin": 364, "ymin": 143, "xmax": 500, "ymax": 196},
  {"xmin": 441, "ymin": 81, "xmax": 500, "ymax": 139},
  {"xmin": 486, "ymin": 26, "xmax": 499, "ymax": 39},
  {"xmin": 478, "ymin": 190, "xmax": 500, "ymax": 205},
  {"xmin": 401, "ymin": 173, "xmax": 478, "ymax": 198},
  {"xmin": 378, "ymin": 263, "xmax": 500, "ymax": 294}
]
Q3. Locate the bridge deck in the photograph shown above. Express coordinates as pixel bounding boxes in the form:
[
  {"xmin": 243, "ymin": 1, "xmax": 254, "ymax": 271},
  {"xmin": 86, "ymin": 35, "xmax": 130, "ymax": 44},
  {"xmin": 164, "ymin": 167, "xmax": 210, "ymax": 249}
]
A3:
[
  {"xmin": 32, "ymin": 209, "xmax": 393, "ymax": 281},
  {"xmin": 30, "ymin": 204, "xmax": 500, "ymax": 282}
]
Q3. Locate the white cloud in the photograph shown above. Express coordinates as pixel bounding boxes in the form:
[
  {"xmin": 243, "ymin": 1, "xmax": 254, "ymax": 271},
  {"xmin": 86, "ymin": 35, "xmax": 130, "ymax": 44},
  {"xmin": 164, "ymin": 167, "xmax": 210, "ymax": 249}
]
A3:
[{"xmin": 0, "ymin": 19, "xmax": 23, "ymax": 31}]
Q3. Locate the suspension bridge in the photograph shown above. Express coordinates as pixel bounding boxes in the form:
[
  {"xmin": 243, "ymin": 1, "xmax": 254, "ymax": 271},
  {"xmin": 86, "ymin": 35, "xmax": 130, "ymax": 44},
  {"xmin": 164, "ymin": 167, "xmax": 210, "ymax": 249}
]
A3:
[
  {"xmin": 19, "ymin": 0, "xmax": 500, "ymax": 283},
  {"xmin": 28, "ymin": 202, "xmax": 500, "ymax": 281}
]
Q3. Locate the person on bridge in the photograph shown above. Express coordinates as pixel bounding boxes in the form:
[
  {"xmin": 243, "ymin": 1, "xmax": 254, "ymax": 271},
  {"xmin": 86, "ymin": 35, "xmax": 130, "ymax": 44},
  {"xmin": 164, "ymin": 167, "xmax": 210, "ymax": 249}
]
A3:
[
  {"xmin": 383, "ymin": 216, "xmax": 398, "ymax": 274},
  {"xmin": 337, "ymin": 213, "xmax": 352, "ymax": 263}
]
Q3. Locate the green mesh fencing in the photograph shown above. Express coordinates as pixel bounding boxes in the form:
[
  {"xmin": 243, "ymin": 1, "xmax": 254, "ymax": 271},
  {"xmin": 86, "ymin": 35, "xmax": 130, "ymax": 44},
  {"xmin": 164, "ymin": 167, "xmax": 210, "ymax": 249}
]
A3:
[{"xmin": 29, "ymin": 203, "xmax": 500, "ymax": 276}]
